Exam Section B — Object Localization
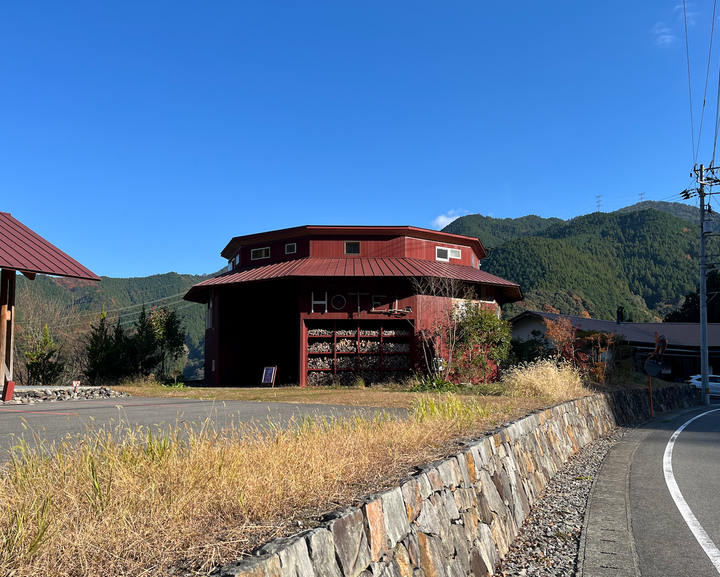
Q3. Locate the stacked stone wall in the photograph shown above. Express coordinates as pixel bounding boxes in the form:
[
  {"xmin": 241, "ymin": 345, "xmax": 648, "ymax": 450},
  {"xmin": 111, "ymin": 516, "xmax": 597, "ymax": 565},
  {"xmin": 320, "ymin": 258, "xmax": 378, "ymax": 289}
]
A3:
[{"xmin": 212, "ymin": 385, "xmax": 700, "ymax": 577}]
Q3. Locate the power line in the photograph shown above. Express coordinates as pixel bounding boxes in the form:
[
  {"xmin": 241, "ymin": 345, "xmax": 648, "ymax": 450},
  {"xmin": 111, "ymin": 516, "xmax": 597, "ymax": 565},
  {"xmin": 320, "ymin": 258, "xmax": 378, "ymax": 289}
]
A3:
[
  {"xmin": 20, "ymin": 301, "xmax": 201, "ymax": 333},
  {"xmin": 684, "ymin": 0, "xmax": 697, "ymax": 163},
  {"xmin": 696, "ymin": 0, "xmax": 718, "ymax": 162}
]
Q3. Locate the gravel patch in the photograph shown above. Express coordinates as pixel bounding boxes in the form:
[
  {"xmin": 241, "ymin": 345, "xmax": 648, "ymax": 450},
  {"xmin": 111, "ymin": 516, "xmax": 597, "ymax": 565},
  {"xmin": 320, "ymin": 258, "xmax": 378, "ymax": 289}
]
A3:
[
  {"xmin": 493, "ymin": 426, "xmax": 633, "ymax": 577},
  {"xmin": 2, "ymin": 386, "xmax": 130, "ymax": 404}
]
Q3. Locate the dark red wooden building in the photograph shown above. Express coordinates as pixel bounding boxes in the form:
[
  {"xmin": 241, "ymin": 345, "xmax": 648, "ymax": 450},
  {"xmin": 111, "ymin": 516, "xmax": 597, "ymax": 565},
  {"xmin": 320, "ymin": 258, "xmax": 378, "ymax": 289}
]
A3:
[
  {"xmin": 0, "ymin": 212, "xmax": 100, "ymax": 391},
  {"xmin": 184, "ymin": 225, "xmax": 523, "ymax": 386}
]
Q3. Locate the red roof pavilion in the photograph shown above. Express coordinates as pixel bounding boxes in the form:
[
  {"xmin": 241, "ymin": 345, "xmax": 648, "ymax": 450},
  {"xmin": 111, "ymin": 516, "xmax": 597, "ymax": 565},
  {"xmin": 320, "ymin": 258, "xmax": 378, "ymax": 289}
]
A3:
[{"xmin": 0, "ymin": 212, "xmax": 100, "ymax": 390}]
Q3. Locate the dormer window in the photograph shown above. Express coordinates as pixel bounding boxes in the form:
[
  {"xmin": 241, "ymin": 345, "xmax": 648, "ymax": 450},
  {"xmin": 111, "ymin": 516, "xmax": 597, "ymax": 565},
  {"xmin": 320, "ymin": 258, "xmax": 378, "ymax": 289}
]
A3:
[
  {"xmin": 344, "ymin": 241, "xmax": 361, "ymax": 255},
  {"xmin": 251, "ymin": 247, "xmax": 271, "ymax": 260},
  {"xmin": 228, "ymin": 254, "xmax": 240, "ymax": 271},
  {"xmin": 436, "ymin": 247, "xmax": 450, "ymax": 262},
  {"xmin": 285, "ymin": 243, "xmax": 297, "ymax": 254}
]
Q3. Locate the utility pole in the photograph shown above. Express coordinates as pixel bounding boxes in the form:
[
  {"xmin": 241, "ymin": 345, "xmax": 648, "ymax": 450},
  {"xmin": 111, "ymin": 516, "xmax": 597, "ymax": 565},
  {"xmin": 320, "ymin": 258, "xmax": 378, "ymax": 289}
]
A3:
[
  {"xmin": 640, "ymin": 192, "xmax": 645, "ymax": 203},
  {"xmin": 596, "ymin": 195, "xmax": 602, "ymax": 212},
  {"xmin": 686, "ymin": 164, "xmax": 720, "ymax": 405},
  {"xmin": 699, "ymin": 165, "xmax": 711, "ymax": 405}
]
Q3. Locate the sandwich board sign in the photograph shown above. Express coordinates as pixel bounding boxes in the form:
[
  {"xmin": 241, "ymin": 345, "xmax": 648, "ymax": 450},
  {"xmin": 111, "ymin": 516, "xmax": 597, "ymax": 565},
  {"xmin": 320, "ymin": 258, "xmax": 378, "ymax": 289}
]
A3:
[{"xmin": 262, "ymin": 366, "xmax": 277, "ymax": 387}]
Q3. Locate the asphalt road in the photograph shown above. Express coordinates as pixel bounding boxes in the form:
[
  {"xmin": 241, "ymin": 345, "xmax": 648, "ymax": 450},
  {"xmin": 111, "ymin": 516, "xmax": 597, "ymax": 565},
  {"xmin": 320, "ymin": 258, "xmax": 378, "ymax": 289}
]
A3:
[
  {"xmin": 0, "ymin": 396, "xmax": 402, "ymax": 460},
  {"xmin": 581, "ymin": 402, "xmax": 720, "ymax": 577}
]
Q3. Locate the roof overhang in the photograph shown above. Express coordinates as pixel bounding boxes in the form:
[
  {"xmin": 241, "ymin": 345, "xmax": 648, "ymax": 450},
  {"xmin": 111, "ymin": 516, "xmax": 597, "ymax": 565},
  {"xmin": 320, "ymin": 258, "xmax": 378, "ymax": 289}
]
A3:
[
  {"xmin": 184, "ymin": 256, "xmax": 522, "ymax": 304},
  {"xmin": 0, "ymin": 212, "xmax": 100, "ymax": 281}
]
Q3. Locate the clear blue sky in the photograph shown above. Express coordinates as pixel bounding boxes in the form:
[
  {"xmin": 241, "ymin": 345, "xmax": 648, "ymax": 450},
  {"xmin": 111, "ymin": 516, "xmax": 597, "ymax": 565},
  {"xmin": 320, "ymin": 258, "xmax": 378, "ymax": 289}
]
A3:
[{"xmin": 0, "ymin": 1, "xmax": 715, "ymax": 277}]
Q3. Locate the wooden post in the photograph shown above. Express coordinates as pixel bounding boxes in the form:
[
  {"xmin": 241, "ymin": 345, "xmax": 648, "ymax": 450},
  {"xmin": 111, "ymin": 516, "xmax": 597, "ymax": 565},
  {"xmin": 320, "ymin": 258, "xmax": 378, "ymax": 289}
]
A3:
[{"xmin": 0, "ymin": 269, "xmax": 16, "ymax": 386}]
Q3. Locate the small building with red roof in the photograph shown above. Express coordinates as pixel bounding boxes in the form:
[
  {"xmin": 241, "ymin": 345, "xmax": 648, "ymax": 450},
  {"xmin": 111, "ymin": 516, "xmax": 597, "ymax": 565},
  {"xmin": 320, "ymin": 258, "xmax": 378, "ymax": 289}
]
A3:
[
  {"xmin": 184, "ymin": 225, "xmax": 523, "ymax": 386},
  {"xmin": 0, "ymin": 212, "xmax": 100, "ymax": 390}
]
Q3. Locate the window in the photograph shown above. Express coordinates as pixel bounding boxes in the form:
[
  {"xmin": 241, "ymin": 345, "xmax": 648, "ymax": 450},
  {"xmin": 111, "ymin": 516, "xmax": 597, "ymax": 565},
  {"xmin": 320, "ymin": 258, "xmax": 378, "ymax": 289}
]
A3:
[
  {"xmin": 471, "ymin": 254, "xmax": 476, "ymax": 267},
  {"xmin": 436, "ymin": 247, "xmax": 449, "ymax": 261},
  {"xmin": 251, "ymin": 247, "xmax": 270, "ymax": 260},
  {"xmin": 345, "ymin": 241, "xmax": 361, "ymax": 255},
  {"xmin": 449, "ymin": 248, "xmax": 461, "ymax": 259},
  {"xmin": 285, "ymin": 243, "xmax": 297, "ymax": 254}
]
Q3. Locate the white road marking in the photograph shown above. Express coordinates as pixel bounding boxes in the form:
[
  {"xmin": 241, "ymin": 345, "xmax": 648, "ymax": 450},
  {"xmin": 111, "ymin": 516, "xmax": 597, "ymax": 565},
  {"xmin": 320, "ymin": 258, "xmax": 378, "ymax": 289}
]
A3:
[{"xmin": 664, "ymin": 408, "xmax": 720, "ymax": 573}]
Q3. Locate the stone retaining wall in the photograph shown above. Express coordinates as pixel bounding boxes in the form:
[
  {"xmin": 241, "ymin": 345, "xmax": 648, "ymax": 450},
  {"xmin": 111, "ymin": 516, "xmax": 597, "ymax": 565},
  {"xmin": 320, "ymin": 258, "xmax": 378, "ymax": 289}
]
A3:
[
  {"xmin": 4, "ymin": 387, "xmax": 128, "ymax": 404},
  {"xmin": 212, "ymin": 386, "xmax": 700, "ymax": 577}
]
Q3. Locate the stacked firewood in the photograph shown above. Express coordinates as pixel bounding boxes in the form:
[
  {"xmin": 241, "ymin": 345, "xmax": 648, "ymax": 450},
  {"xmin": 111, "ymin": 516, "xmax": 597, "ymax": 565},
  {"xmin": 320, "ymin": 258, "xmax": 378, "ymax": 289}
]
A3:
[
  {"xmin": 336, "ymin": 339, "xmax": 357, "ymax": 353},
  {"xmin": 308, "ymin": 328, "xmax": 333, "ymax": 336},
  {"xmin": 336, "ymin": 356, "xmax": 357, "ymax": 369},
  {"xmin": 307, "ymin": 372, "xmax": 333, "ymax": 386},
  {"xmin": 359, "ymin": 340, "xmax": 380, "ymax": 353},
  {"xmin": 382, "ymin": 342, "xmax": 410, "ymax": 353},
  {"xmin": 336, "ymin": 329, "xmax": 356, "ymax": 336},
  {"xmin": 382, "ymin": 329, "xmax": 410, "ymax": 337},
  {"xmin": 359, "ymin": 329, "xmax": 379, "ymax": 337},
  {"xmin": 359, "ymin": 355, "xmax": 381, "ymax": 369},
  {"xmin": 308, "ymin": 341, "xmax": 333, "ymax": 353},
  {"xmin": 335, "ymin": 372, "xmax": 358, "ymax": 386},
  {"xmin": 308, "ymin": 356, "xmax": 333, "ymax": 369},
  {"xmin": 384, "ymin": 355, "xmax": 410, "ymax": 369}
]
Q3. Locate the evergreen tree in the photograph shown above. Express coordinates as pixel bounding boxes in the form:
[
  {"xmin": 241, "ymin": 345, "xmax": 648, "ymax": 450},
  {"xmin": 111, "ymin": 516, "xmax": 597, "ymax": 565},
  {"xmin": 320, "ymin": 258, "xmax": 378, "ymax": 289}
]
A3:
[
  {"xmin": 132, "ymin": 305, "xmax": 162, "ymax": 376},
  {"xmin": 148, "ymin": 307, "xmax": 186, "ymax": 380},
  {"xmin": 24, "ymin": 324, "xmax": 65, "ymax": 387},
  {"xmin": 84, "ymin": 305, "xmax": 113, "ymax": 383}
]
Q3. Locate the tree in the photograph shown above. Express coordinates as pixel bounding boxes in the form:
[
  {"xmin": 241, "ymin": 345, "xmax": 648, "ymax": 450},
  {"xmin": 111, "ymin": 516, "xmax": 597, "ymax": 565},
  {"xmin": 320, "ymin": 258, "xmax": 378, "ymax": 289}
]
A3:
[
  {"xmin": 131, "ymin": 305, "xmax": 162, "ymax": 376},
  {"xmin": 665, "ymin": 270, "xmax": 720, "ymax": 322},
  {"xmin": 84, "ymin": 306, "xmax": 133, "ymax": 383},
  {"xmin": 449, "ymin": 303, "xmax": 512, "ymax": 384},
  {"xmin": 148, "ymin": 307, "xmax": 186, "ymax": 381},
  {"xmin": 24, "ymin": 324, "xmax": 65, "ymax": 387},
  {"xmin": 84, "ymin": 305, "xmax": 114, "ymax": 383},
  {"xmin": 543, "ymin": 316, "xmax": 577, "ymax": 362}
]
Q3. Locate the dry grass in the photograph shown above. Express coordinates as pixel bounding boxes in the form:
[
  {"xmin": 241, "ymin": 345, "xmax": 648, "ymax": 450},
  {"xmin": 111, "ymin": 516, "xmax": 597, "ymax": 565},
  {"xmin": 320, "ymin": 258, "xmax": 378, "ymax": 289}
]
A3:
[
  {"xmin": 0, "ymin": 394, "xmax": 548, "ymax": 577},
  {"xmin": 113, "ymin": 379, "xmax": 485, "ymax": 409},
  {"xmin": 501, "ymin": 359, "xmax": 590, "ymax": 402}
]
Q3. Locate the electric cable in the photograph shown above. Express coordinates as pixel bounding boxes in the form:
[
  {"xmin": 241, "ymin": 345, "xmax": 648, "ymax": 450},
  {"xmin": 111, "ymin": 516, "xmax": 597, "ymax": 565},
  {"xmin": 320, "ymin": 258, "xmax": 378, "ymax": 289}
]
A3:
[
  {"xmin": 697, "ymin": 0, "xmax": 718, "ymax": 162},
  {"xmin": 684, "ymin": 0, "xmax": 698, "ymax": 163}
]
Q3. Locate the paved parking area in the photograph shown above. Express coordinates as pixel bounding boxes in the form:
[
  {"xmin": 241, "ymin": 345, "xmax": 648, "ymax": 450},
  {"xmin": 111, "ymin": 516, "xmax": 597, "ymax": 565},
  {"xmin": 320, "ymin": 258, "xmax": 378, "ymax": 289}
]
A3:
[{"xmin": 0, "ymin": 396, "xmax": 402, "ymax": 459}]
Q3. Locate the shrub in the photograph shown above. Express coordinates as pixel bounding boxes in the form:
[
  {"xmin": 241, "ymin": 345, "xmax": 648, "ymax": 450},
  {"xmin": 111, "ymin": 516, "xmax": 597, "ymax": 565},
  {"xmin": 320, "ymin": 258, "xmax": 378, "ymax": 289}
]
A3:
[{"xmin": 501, "ymin": 359, "xmax": 588, "ymax": 402}]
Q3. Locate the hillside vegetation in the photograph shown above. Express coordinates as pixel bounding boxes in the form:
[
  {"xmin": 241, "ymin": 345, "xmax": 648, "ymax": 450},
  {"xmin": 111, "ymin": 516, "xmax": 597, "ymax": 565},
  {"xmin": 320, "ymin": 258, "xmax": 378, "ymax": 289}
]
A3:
[
  {"xmin": 15, "ymin": 271, "xmax": 219, "ymax": 380},
  {"xmin": 446, "ymin": 202, "xmax": 711, "ymax": 321}
]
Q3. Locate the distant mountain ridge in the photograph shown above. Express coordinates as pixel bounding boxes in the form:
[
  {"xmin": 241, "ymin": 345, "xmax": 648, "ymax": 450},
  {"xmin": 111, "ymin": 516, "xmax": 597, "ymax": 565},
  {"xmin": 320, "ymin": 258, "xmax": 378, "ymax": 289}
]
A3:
[{"xmin": 444, "ymin": 201, "xmax": 709, "ymax": 322}]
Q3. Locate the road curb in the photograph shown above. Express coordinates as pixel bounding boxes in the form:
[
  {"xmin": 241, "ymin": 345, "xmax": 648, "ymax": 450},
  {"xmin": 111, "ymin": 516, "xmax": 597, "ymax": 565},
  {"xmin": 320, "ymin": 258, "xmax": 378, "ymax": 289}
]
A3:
[{"xmin": 578, "ymin": 406, "xmax": 704, "ymax": 577}]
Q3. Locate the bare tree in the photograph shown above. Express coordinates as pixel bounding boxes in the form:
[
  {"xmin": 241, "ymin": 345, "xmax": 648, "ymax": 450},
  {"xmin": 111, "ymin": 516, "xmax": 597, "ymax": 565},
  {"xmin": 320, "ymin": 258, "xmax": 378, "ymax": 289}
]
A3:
[
  {"xmin": 13, "ymin": 279, "xmax": 90, "ymax": 386},
  {"xmin": 409, "ymin": 275, "xmax": 470, "ymax": 381}
]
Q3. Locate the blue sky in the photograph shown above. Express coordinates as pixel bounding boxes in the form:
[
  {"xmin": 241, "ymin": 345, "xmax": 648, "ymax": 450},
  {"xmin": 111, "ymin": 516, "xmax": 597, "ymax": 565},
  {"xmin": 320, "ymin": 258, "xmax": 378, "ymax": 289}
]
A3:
[{"xmin": 0, "ymin": 1, "xmax": 715, "ymax": 277}]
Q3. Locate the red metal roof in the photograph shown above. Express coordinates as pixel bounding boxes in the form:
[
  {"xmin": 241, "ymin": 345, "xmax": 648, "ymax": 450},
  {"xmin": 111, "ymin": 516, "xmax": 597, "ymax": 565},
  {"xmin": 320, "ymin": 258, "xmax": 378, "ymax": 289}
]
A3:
[
  {"xmin": 184, "ymin": 257, "xmax": 522, "ymax": 303},
  {"xmin": 0, "ymin": 212, "xmax": 100, "ymax": 280}
]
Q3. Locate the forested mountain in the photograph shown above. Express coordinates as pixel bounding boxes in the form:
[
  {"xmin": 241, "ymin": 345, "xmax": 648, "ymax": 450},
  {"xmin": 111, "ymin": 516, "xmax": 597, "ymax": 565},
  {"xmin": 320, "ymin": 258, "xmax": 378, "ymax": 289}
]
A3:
[
  {"xmin": 445, "ymin": 203, "xmax": 710, "ymax": 322},
  {"xmin": 613, "ymin": 200, "xmax": 708, "ymax": 224},
  {"xmin": 443, "ymin": 214, "xmax": 564, "ymax": 248},
  {"xmin": 15, "ymin": 271, "xmax": 219, "ymax": 379}
]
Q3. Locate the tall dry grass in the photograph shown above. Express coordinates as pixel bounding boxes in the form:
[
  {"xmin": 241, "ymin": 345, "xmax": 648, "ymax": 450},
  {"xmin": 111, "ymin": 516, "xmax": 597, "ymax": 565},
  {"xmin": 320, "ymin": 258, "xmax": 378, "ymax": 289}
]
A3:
[
  {"xmin": 0, "ymin": 396, "xmax": 530, "ymax": 577},
  {"xmin": 501, "ymin": 359, "xmax": 589, "ymax": 401}
]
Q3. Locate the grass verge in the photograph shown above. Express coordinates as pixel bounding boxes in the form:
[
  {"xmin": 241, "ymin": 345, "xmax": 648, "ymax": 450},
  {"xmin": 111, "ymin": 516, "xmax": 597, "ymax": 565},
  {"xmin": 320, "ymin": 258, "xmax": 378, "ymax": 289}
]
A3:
[
  {"xmin": 2, "ymin": 363, "xmax": 598, "ymax": 575},
  {"xmin": 0, "ymin": 394, "xmax": 552, "ymax": 576}
]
